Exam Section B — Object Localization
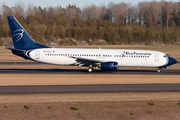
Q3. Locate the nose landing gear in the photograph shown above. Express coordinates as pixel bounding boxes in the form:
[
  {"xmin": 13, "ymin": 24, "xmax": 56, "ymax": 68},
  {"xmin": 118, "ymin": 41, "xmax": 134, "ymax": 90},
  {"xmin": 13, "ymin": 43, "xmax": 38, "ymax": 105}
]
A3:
[{"xmin": 158, "ymin": 66, "xmax": 166, "ymax": 73}]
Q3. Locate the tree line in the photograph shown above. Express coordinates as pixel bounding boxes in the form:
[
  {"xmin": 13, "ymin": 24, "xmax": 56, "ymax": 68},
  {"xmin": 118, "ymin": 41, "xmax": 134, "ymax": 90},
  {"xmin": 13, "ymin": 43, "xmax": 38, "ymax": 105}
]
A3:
[{"xmin": 0, "ymin": 1, "xmax": 180, "ymax": 46}]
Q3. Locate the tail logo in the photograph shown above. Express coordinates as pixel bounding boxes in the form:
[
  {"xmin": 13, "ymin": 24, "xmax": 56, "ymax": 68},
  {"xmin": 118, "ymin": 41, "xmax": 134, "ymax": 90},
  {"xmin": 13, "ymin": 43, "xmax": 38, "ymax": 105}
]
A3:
[{"xmin": 13, "ymin": 29, "xmax": 24, "ymax": 42}]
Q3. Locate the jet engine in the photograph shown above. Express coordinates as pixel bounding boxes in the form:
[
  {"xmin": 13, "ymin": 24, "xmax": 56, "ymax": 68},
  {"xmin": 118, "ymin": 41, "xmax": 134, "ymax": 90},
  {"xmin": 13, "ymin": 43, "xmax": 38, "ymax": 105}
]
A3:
[{"xmin": 101, "ymin": 62, "xmax": 118, "ymax": 70}]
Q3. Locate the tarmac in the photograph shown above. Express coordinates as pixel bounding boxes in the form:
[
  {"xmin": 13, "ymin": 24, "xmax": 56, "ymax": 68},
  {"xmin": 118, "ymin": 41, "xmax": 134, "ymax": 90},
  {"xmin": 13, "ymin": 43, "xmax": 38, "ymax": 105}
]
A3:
[
  {"xmin": 0, "ymin": 62, "xmax": 179, "ymax": 94},
  {"xmin": 0, "ymin": 84, "xmax": 180, "ymax": 94}
]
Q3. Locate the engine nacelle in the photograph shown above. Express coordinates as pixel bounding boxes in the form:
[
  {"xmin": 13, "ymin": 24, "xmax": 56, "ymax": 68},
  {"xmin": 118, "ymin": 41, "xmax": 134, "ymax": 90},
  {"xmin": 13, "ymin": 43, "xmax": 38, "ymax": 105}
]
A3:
[{"xmin": 101, "ymin": 62, "xmax": 118, "ymax": 70}]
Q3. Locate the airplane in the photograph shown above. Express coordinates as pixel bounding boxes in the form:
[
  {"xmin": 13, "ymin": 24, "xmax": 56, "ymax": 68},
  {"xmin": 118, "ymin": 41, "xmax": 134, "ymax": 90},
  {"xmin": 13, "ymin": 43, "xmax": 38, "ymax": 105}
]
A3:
[{"xmin": 6, "ymin": 16, "xmax": 177, "ymax": 72}]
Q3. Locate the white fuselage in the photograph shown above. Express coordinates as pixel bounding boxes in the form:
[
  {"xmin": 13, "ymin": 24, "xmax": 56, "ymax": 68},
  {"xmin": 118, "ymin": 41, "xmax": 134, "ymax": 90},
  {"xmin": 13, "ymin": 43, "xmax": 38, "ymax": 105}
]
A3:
[{"xmin": 28, "ymin": 48, "xmax": 168, "ymax": 68}]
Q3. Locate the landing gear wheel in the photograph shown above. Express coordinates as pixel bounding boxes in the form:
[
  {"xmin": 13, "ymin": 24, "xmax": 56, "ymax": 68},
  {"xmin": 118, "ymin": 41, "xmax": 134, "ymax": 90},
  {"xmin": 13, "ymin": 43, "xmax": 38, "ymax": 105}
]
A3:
[{"xmin": 88, "ymin": 68, "xmax": 93, "ymax": 72}]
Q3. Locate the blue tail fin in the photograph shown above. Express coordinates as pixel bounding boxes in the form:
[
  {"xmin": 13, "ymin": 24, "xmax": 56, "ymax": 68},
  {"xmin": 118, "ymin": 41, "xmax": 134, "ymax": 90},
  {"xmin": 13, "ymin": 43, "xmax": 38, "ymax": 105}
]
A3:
[{"xmin": 7, "ymin": 16, "xmax": 49, "ymax": 50}]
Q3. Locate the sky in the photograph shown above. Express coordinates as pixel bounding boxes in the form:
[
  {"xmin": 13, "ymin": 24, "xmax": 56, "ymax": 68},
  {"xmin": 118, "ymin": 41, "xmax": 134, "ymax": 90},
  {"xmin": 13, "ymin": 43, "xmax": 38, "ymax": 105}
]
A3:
[{"xmin": 1, "ymin": 0, "xmax": 179, "ymax": 9}]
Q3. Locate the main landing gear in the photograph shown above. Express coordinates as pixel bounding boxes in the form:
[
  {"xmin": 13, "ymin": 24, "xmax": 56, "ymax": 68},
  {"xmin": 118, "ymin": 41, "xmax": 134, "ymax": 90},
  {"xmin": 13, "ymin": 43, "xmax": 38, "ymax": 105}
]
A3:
[
  {"xmin": 88, "ymin": 67, "xmax": 93, "ymax": 72},
  {"xmin": 88, "ymin": 65, "xmax": 93, "ymax": 72}
]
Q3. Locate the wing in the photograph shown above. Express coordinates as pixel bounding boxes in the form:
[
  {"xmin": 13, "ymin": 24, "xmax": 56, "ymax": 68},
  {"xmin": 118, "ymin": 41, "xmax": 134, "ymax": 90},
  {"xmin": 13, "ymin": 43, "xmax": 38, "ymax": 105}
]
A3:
[{"xmin": 70, "ymin": 56, "xmax": 103, "ymax": 67}]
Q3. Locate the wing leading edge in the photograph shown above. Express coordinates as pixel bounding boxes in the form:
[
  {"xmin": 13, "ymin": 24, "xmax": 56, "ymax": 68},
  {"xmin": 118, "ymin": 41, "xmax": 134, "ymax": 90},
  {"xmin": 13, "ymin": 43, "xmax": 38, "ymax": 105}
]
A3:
[
  {"xmin": 70, "ymin": 56, "xmax": 118, "ymax": 68},
  {"xmin": 70, "ymin": 56, "xmax": 102, "ymax": 67}
]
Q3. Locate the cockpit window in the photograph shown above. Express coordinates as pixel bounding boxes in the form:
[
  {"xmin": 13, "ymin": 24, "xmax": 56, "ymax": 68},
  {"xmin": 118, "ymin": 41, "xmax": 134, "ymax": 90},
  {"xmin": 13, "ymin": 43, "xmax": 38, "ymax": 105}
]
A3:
[{"xmin": 164, "ymin": 54, "xmax": 170, "ymax": 58}]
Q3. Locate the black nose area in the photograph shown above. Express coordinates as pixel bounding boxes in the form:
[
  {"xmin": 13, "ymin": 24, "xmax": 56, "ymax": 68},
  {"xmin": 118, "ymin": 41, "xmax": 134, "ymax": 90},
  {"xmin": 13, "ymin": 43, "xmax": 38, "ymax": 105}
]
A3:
[{"xmin": 167, "ymin": 57, "xmax": 177, "ymax": 66}]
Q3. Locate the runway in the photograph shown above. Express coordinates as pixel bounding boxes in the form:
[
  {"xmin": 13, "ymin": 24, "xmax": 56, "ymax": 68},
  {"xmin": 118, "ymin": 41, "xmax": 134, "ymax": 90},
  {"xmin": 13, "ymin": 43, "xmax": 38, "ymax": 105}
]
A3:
[
  {"xmin": 0, "ymin": 84, "xmax": 180, "ymax": 94},
  {"xmin": 0, "ymin": 68, "xmax": 179, "ymax": 75},
  {"xmin": 0, "ymin": 62, "xmax": 179, "ymax": 75},
  {"xmin": 0, "ymin": 62, "xmax": 180, "ymax": 94}
]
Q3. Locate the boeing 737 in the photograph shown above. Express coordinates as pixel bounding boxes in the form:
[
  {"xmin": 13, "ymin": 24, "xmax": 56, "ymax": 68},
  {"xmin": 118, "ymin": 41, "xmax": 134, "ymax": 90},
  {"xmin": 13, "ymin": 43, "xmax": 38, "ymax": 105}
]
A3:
[{"xmin": 7, "ymin": 16, "xmax": 177, "ymax": 72}]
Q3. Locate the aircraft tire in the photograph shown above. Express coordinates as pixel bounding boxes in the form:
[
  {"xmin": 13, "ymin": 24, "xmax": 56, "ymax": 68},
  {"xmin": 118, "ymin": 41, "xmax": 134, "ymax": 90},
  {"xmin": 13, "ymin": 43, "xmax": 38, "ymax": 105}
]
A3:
[{"xmin": 88, "ymin": 68, "xmax": 93, "ymax": 72}]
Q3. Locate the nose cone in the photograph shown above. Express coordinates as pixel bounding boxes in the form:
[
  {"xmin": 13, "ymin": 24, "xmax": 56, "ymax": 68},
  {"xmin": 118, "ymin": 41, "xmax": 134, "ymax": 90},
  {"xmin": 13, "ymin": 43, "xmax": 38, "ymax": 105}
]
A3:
[{"xmin": 166, "ymin": 57, "xmax": 177, "ymax": 66}]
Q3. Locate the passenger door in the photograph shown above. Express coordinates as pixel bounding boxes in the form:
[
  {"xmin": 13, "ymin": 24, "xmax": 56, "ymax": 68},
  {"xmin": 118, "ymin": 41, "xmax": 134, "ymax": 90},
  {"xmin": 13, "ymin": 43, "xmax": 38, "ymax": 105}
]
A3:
[
  {"xmin": 155, "ymin": 53, "xmax": 159, "ymax": 62},
  {"xmin": 36, "ymin": 51, "xmax": 40, "ymax": 59}
]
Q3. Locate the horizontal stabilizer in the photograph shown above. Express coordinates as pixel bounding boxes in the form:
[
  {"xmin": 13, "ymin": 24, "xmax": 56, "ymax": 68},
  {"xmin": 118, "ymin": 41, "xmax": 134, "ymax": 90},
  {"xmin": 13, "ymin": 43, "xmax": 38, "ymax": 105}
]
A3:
[{"xmin": 6, "ymin": 46, "xmax": 25, "ymax": 52}]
